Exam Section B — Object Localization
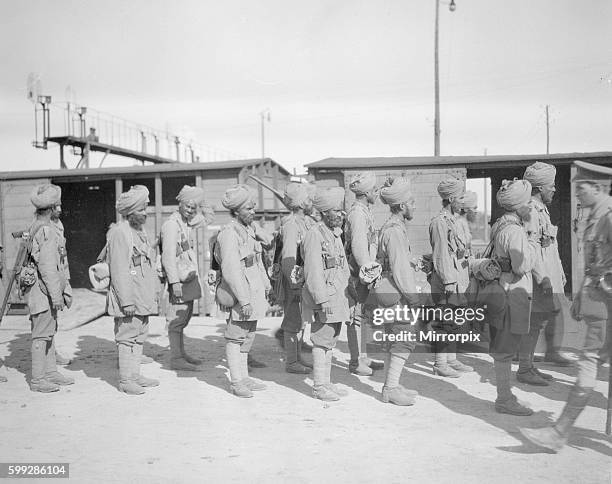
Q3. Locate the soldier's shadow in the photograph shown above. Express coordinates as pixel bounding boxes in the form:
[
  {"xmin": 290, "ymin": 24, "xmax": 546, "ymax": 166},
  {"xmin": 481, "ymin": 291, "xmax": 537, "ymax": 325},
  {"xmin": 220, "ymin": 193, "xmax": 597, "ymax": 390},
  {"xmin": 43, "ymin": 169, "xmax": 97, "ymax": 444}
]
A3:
[
  {"xmin": 4, "ymin": 332, "xmax": 32, "ymax": 383},
  {"xmin": 70, "ymin": 335, "xmax": 119, "ymax": 388}
]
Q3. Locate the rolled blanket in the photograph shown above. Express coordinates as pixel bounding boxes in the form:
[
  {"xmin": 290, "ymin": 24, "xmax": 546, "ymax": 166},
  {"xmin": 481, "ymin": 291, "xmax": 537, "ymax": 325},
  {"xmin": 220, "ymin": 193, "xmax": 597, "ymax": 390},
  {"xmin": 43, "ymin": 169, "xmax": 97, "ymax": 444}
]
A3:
[
  {"xmin": 470, "ymin": 258, "xmax": 501, "ymax": 281},
  {"xmin": 359, "ymin": 262, "xmax": 382, "ymax": 285}
]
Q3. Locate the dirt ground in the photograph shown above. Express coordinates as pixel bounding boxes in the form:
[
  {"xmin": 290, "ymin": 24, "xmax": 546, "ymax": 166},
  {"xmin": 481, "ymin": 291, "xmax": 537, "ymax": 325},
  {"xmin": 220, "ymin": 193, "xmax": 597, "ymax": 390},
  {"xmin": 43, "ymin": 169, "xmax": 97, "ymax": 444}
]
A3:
[{"xmin": 0, "ymin": 313, "xmax": 610, "ymax": 484}]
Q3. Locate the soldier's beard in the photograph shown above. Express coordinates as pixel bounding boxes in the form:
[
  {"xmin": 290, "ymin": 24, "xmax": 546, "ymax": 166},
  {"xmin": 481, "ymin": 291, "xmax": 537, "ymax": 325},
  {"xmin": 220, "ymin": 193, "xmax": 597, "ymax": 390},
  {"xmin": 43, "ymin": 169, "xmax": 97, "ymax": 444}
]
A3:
[{"xmin": 323, "ymin": 213, "xmax": 343, "ymax": 228}]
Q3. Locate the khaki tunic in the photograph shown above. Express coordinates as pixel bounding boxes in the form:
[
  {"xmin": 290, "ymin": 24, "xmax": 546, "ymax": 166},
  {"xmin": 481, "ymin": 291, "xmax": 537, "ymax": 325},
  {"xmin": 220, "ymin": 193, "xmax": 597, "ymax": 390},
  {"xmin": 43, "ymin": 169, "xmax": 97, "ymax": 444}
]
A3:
[
  {"xmin": 582, "ymin": 196, "xmax": 612, "ymax": 280},
  {"xmin": 25, "ymin": 221, "xmax": 68, "ymax": 315},
  {"xmin": 301, "ymin": 222, "xmax": 350, "ymax": 324},
  {"xmin": 524, "ymin": 197, "xmax": 565, "ymax": 292},
  {"xmin": 161, "ymin": 211, "xmax": 198, "ymax": 285},
  {"xmin": 490, "ymin": 213, "xmax": 537, "ymax": 334},
  {"xmin": 279, "ymin": 213, "xmax": 311, "ymax": 304},
  {"xmin": 345, "ymin": 201, "xmax": 377, "ymax": 274},
  {"xmin": 454, "ymin": 216, "xmax": 472, "ymax": 293},
  {"xmin": 429, "ymin": 209, "xmax": 464, "ymax": 294},
  {"xmin": 106, "ymin": 221, "xmax": 158, "ymax": 317},
  {"xmin": 216, "ymin": 219, "xmax": 270, "ymax": 321}
]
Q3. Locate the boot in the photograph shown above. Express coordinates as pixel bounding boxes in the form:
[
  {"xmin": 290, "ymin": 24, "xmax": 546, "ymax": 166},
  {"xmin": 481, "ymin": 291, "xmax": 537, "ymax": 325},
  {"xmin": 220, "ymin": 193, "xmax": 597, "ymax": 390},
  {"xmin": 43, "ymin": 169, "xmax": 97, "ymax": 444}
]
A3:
[
  {"xmin": 495, "ymin": 360, "xmax": 532, "ymax": 415},
  {"xmin": 517, "ymin": 368, "xmax": 549, "ymax": 386},
  {"xmin": 118, "ymin": 345, "xmax": 145, "ymax": 395},
  {"xmin": 382, "ymin": 386, "xmax": 416, "ymax": 406},
  {"xmin": 240, "ymin": 352, "xmax": 266, "ymax": 391},
  {"xmin": 284, "ymin": 332, "xmax": 311, "ymax": 374},
  {"xmin": 45, "ymin": 339, "xmax": 74, "ymax": 386},
  {"xmin": 132, "ymin": 344, "xmax": 159, "ymax": 387},
  {"xmin": 312, "ymin": 347, "xmax": 339, "ymax": 401},
  {"xmin": 382, "ymin": 353, "xmax": 416, "ymax": 405},
  {"xmin": 365, "ymin": 357, "xmax": 385, "ymax": 371},
  {"xmin": 55, "ymin": 351, "xmax": 72, "ymax": 366},
  {"xmin": 433, "ymin": 351, "xmax": 460, "ymax": 378},
  {"xmin": 532, "ymin": 367, "xmax": 553, "ymax": 380},
  {"xmin": 226, "ymin": 342, "xmax": 252, "ymax": 398},
  {"xmin": 30, "ymin": 339, "xmax": 59, "ymax": 393},
  {"xmin": 324, "ymin": 349, "xmax": 347, "ymax": 397},
  {"xmin": 169, "ymin": 332, "xmax": 198, "ymax": 371},
  {"xmin": 544, "ymin": 352, "xmax": 574, "ymax": 367},
  {"xmin": 180, "ymin": 331, "xmax": 203, "ymax": 365},
  {"xmin": 447, "ymin": 354, "xmax": 474, "ymax": 372}
]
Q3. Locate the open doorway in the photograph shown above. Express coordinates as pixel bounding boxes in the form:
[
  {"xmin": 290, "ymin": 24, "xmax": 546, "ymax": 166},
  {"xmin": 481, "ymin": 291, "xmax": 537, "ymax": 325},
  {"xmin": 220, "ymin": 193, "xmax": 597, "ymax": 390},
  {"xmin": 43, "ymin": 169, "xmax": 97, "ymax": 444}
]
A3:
[{"xmin": 54, "ymin": 180, "xmax": 117, "ymax": 288}]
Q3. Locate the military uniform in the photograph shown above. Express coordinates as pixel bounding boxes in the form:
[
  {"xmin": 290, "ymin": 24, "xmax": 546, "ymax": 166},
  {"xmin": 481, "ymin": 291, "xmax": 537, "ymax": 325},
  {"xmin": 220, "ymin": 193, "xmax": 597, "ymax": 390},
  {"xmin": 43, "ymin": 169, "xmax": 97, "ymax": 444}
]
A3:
[
  {"xmin": 50, "ymin": 219, "xmax": 73, "ymax": 366},
  {"xmin": 26, "ymin": 184, "xmax": 73, "ymax": 393},
  {"xmin": 489, "ymin": 180, "xmax": 538, "ymax": 415},
  {"xmin": 520, "ymin": 160, "xmax": 612, "ymax": 451},
  {"xmin": 162, "ymin": 210, "xmax": 203, "ymax": 370},
  {"xmin": 345, "ymin": 199, "xmax": 382, "ymax": 375}
]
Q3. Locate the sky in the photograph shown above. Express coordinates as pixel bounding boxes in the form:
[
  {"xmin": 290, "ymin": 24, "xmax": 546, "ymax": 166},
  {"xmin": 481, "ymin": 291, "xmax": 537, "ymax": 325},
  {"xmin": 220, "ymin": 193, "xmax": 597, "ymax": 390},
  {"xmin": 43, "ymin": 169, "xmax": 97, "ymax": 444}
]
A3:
[{"xmin": 1, "ymin": 0, "xmax": 611, "ymax": 207}]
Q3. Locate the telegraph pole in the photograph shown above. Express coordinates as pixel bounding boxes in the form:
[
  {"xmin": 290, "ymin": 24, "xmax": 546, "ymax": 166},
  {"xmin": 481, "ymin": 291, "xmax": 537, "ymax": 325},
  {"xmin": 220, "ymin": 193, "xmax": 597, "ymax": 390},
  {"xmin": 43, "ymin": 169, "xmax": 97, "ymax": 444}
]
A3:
[{"xmin": 545, "ymin": 104, "xmax": 550, "ymax": 155}]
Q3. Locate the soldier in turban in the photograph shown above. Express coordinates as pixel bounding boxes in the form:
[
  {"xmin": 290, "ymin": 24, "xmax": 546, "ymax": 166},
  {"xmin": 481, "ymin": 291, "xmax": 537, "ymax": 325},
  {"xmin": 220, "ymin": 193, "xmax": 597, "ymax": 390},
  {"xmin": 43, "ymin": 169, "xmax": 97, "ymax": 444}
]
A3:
[
  {"xmin": 375, "ymin": 178, "xmax": 421, "ymax": 405},
  {"xmin": 345, "ymin": 172, "xmax": 384, "ymax": 376},
  {"xmin": 26, "ymin": 184, "xmax": 74, "ymax": 393},
  {"xmin": 428, "ymin": 177, "xmax": 473, "ymax": 377},
  {"xmin": 275, "ymin": 182, "xmax": 315, "ymax": 374},
  {"xmin": 517, "ymin": 162, "xmax": 573, "ymax": 381},
  {"xmin": 301, "ymin": 187, "xmax": 351, "ymax": 401},
  {"xmin": 487, "ymin": 179, "xmax": 538, "ymax": 415},
  {"xmin": 215, "ymin": 185, "xmax": 270, "ymax": 397},
  {"xmin": 107, "ymin": 185, "xmax": 159, "ymax": 395},
  {"xmin": 454, "ymin": 191, "xmax": 478, "ymax": 293},
  {"xmin": 161, "ymin": 185, "xmax": 207, "ymax": 371}
]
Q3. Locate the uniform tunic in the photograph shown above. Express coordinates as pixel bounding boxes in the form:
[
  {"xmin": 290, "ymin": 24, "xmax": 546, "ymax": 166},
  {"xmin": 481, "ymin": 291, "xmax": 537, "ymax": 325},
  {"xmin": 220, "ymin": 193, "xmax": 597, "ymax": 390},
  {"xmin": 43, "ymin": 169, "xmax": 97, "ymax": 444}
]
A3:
[
  {"xmin": 216, "ymin": 219, "xmax": 270, "ymax": 321},
  {"xmin": 429, "ymin": 208, "xmax": 464, "ymax": 297},
  {"xmin": 490, "ymin": 213, "xmax": 537, "ymax": 334},
  {"xmin": 301, "ymin": 222, "xmax": 350, "ymax": 325},
  {"xmin": 279, "ymin": 212, "xmax": 313, "ymax": 332},
  {"xmin": 106, "ymin": 221, "xmax": 158, "ymax": 317},
  {"xmin": 377, "ymin": 214, "xmax": 420, "ymax": 353},
  {"xmin": 454, "ymin": 216, "xmax": 473, "ymax": 294}
]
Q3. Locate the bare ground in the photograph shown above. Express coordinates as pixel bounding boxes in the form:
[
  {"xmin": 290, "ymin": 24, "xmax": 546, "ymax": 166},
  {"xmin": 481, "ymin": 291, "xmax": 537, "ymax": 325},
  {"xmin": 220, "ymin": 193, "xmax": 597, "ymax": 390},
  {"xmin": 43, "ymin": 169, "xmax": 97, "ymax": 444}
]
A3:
[{"xmin": 0, "ymin": 314, "xmax": 610, "ymax": 484}]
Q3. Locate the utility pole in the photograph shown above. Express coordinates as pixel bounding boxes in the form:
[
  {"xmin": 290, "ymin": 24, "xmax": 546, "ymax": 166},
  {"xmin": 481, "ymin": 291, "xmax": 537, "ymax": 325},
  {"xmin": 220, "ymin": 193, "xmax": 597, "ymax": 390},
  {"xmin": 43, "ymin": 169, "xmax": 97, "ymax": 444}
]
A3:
[
  {"xmin": 545, "ymin": 105, "xmax": 550, "ymax": 155},
  {"xmin": 260, "ymin": 109, "xmax": 271, "ymax": 160},
  {"xmin": 433, "ymin": 0, "xmax": 456, "ymax": 157}
]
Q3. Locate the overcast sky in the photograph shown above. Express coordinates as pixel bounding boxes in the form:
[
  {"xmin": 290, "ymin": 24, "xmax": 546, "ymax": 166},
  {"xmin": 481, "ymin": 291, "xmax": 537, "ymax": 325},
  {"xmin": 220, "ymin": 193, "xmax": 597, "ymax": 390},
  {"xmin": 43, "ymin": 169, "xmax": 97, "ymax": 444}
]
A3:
[{"xmin": 1, "ymin": 0, "xmax": 611, "ymax": 182}]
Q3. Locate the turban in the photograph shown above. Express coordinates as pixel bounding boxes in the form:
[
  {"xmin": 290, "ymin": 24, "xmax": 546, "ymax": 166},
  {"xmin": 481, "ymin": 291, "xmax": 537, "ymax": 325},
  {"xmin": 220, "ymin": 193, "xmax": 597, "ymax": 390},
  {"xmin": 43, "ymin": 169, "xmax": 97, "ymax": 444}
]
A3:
[
  {"xmin": 523, "ymin": 162, "xmax": 556, "ymax": 187},
  {"xmin": 496, "ymin": 179, "xmax": 532, "ymax": 211},
  {"xmin": 437, "ymin": 177, "xmax": 465, "ymax": 200},
  {"xmin": 176, "ymin": 185, "xmax": 204, "ymax": 204},
  {"xmin": 116, "ymin": 185, "xmax": 149, "ymax": 216},
  {"xmin": 31, "ymin": 184, "xmax": 61, "ymax": 209},
  {"xmin": 313, "ymin": 187, "xmax": 345, "ymax": 212},
  {"xmin": 283, "ymin": 182, "xmax": 310, "ymax": 210},
  {"xmin": 380, "ymin": 178, "xmax": 412, "ymax": 205},
  {"xmin": 459, "ymin": 191, "xmax": 478, "ymax": 210},
  {"xmin": 221, "ymin": 184, "xmax": 254, "ymax": 210},
  {"xmin": 349, "ymin": 172, "xmax": 377, "ymax": 195}
]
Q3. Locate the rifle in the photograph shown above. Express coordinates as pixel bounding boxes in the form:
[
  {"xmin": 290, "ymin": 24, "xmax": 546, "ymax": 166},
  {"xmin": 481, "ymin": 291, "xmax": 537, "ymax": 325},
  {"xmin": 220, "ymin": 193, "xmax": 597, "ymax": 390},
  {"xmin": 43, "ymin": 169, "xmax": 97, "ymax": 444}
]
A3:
[
  {"xmin": 0, "ymin": 231, "xmax": 32, "ymax": 324},
  {"xmin": 248, "ymin": 175, "xmax": 288, "ymax": 208}
]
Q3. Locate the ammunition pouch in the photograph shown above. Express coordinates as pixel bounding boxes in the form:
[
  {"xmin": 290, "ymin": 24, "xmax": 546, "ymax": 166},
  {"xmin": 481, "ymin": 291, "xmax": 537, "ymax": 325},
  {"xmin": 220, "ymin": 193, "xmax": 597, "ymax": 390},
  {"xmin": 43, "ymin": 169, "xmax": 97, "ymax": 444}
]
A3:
[
  {"xmin": 323, "ymin": 255, "xmax": 342, "ymax": 269},
  {"xmin": 496, "ymin": 257, "xmax": 512, "ymax": 273}
]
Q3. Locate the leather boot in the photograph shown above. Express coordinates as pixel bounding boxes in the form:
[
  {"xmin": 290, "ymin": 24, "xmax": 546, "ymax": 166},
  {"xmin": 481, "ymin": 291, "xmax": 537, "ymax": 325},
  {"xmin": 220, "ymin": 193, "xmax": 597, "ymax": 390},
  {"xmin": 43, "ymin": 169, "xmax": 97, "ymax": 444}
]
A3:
[
  {"xmin": 169, "ymin": 332, "xmax": 198, "ymax": 371},
  {"xmin": 240, "ymin": 352, "xmax": 266, "ymax": 391},
  {"xmin": 284, "ymin": 331, "xmax": 311, "ymax": 374},
  {"xmin": 45, "ymin": 339, "xmax": 74, "ymax": 385},
  {"xmin": 517, "ymin": 368, "xmax": 549, "ymax": 386},
  {"xmin": 180, "ymin": 331, "xmax": 203, "ymax": 365},
  {"xmin": 544, "ymin": 352, "xmax": 574, "ymax": 367},
  {"xmin": 118, "ymin": 345, "xmax": 145, "ymax": 395},
  {"xmin": 382, "ymin": 386, "xmax": 416, "ymax": 406},
  {"xmin": 312, "ymin": 347, "xmax": 339, "ymax": 401},
  {"xmin": 30, "ymin": 339, "xmax": 59, "ymax": 393},
  {"xmin": 227, "ymin": 342, "xmax": 252, "ymax": 398},
  {"xmin": 495, "ymin": 360, "xmax": 532, "ymax": 415},
  {"xmin": 347, "ymin": 323, "xmax": 373, "ymax": 376},
  {"xmin": 324, "ymin": 349, "xmax": 348, "ymax": 397},
  {"xmin": 132, "ymin": 344, "xmax": 159, "ymax": 387}
]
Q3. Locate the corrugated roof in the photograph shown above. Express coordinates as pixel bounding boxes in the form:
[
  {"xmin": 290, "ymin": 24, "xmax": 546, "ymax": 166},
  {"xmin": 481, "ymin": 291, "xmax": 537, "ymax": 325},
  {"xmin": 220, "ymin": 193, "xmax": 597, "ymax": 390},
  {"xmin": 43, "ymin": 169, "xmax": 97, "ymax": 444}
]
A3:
[
  {"xmin": 0, "ymin": 158, "xmax": 291, "ymax": 181},
  {"xmin": 306, "ymin": 152, "xmax": 612, "ymax": 170}
]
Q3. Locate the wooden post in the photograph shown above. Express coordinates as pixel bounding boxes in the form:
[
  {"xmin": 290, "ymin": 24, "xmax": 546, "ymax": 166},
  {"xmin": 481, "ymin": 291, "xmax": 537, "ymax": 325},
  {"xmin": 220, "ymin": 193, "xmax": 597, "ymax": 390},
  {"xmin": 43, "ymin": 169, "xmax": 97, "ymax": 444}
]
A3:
[
  {"xmin": 154, "ymin": 175, "xmax": 162, "ymax": 235},
  {"xmin": 115, "ymin": 178, "xmax": 123, "ymax": 222}
]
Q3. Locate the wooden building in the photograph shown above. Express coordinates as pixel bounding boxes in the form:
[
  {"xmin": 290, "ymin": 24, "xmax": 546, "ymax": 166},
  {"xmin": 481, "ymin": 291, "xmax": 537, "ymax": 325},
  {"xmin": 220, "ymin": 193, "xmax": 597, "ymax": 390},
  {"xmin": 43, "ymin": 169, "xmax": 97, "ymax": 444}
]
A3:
[
  {"xmin": 306, "ymin": 152, "xmax": 612, "ymax": 295},
  {"xmin": 0, "ymin": 158, "xmax": 291, "ymax": 315}
]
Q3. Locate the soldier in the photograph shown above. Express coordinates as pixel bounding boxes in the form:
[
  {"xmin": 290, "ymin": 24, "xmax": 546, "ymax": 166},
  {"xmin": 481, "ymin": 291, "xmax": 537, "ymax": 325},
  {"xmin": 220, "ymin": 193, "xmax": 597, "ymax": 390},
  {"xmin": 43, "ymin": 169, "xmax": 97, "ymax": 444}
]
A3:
[
  {"xmin": 302, "ymin": 187, "xmax": 350, "ymax": 401},
  {"xmin": 429, "ymin": 177, "xmax": 473, "ymax": 377},
  {"xmin": 162, "ymin": 185, "xmax": 206, "ymax": 372},
  {"xmin": 489, "ymin": 179, "xmax": 538, "ymax": 415},
  {"xmin": 216, "ymin": 184, "xmax": 270, "ymax": 398},
  {"xmin": 520, "ymin": 161, "xmax": 612, "ymax": 450},
  {"xmin": 345, "ymin": 172, "xmax": 384, "ymax": 376},
  {"xmin": 277, "ymin": 182, "xmax": 315, "ymax": 374},
  {"xmin": 49, "ymin": 203, "xmax": 73, "ymax": 366},
  {"xmin": 107, "ymin": 185, "xmax": 159, "ymax": 395},
  {"xmin": 377, "ymin": 178, "xmax": 420, "ymax": 405},
  {"xmin": 26, "ymin": 184, "xmax": 74, "ymax": 392}
]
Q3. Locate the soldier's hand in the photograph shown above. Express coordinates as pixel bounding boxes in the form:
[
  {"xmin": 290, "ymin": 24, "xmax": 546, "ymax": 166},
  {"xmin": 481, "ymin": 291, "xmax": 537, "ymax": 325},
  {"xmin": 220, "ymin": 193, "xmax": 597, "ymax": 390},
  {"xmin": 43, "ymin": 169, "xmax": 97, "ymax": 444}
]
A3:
[
  {"xmin": 541, "ymin": 277, "xmax": 553, "ymax": 296},
  {"xmin": 53, "ymin": 302, "xmax": 65, "ymax": 312},
  {"xmin": 240, "ymin": 303, "xmax": 253, "ymax": 319},
  {"xmin": 320, "ymin": 302, "xmax": 333, "ymax": 315},
  {"xmin": 444, "ymin": 283, "xmax": 457, "ymax": 296},
  {"xmin": 171, "ymin": 283, "xmax": 183, "ymax": 300},
  {"xmin": 570, "ymin": 294, "xmax": 582, "ymax": 321},
  {"xmin": 123, "ymin": 304, "xmax": 136, "ymax": 317}
]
